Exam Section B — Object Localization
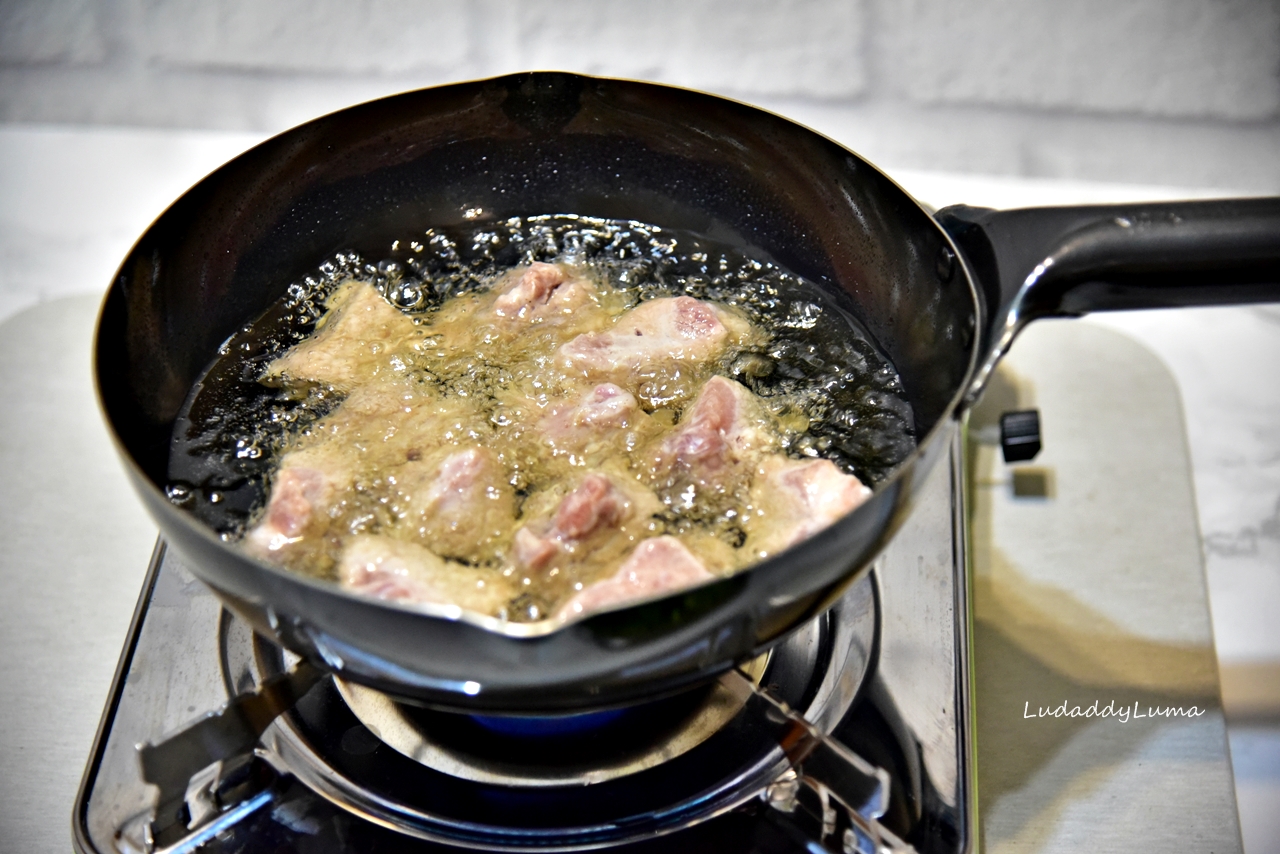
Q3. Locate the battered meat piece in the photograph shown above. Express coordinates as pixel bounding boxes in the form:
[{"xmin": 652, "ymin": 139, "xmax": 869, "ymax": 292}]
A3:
[
  {"xmin": 410, "ymin": 262, "xmax": 609, "ymax": 390},
  {"xmin": 264, "ymin": 280, "xmax": 424, "ymax": 390},
  {"xmin": 542, "ymin": 383, "xmax": 637, "ymax": 435},
  {"xmin": 391, "ymin": 447, "xmax": 515, "ymax": 563},
  {"xmin": 647, "ymin": 375, "xmax": 779, "ymax": 509},
  {"xmin": 556, "ymin": 536, "xmax": 714, "ymax": 622},
  {"xmin": 242, "ymin": 439, "xmax": 357, "ymax": 557},
  {"xmin": 558, "ymin": 297, "xmax": 749, "ymax": 405},
  {"xmin": 339, "ymin": 534, "xmax": 453, "ymax": 605},
  {"xmin": 513, "ymin": 472, "xmax": 660, "ymax": 571},
  {"xmin": 535, "ymin": 383, "xmax": 659, "ymax": 464},
  {"xmin": 745, "ymin": 456, "xmax": 872, "ymax": 559},
  {"xmin": 298, "ymin": 379, "xmax": 485, "ymax": 474},
  {"xmin": 339, "ymin": 534, "xmax": 508, "ymax": 614},
  {"xmin": 491, "ymin": 262, "xmax": 595, "ymax": 323}
]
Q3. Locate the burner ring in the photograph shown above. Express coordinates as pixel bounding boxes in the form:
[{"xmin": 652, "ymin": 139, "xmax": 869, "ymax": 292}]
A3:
[
  {"xmin": 333, "ymin": 653, "xmax": 772, "ymax": 787},
  {"xmin": 220, "ymin": 568, "xmax": 878, "ymax": 850}
]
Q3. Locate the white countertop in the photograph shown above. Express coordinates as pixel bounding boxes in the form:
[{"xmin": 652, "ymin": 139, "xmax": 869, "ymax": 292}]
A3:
[
  {"xmin": 969, "ymin": 320, "xmax": 1240, "ymax": 852},
  {"xmin": 0, "ymin": 124, "xmax": 1276, "ymax": 852}
]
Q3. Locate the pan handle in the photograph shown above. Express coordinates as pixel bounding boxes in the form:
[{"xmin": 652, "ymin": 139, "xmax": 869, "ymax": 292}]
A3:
[{"xmin": 936, "ymin": 197, "xmax": 1280, "ymax": 403}]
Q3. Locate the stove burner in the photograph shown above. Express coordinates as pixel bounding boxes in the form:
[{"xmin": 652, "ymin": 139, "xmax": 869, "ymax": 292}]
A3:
[
  {"xmin": 217, "ymin": 575, "xmax": 877, "ymax": 847},
  {"xmin": 468, "ymin": 708, "xmax": 629, "ymax": 737},
  {"xmin": 334, "ymin": 653, "xmax": 771, "ymax": 787}
]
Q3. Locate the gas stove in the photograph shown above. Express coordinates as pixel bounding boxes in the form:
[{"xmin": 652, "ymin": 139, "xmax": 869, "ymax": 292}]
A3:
[{"xmin": 73, "ymin": 436, "xmax": 972, "ymax": 854}]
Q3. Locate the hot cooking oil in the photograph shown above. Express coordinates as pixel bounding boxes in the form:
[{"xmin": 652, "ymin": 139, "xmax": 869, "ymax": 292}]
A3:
[{"xmin": 168, "ymin": 215, "xmax": 916, "ymax": 621}]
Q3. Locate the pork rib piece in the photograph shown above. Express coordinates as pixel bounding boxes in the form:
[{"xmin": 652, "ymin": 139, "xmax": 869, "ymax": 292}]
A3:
[
  {"xmin": 559, "ymin": 297, "xmax": 737, "ymax": 377},
  {"xmin": 542, "ymin": 383, "xmax": 637, "ymax": 434},
  {"xmin": 746, "ymin": 456, "xmax": 872, "ymax": 558},
  {"xmin": 513, "ymin": 472, "xmax": 648, "ymax": 571},
  {"xmin": 556, "ymin": 536, "xmax": 714, "ymax": 621},
  {"xmin": 648, "ymin": 375, "xmax": 777, "ymax": 503},
  {"xmin": 243, "ymin": 445, "xmax": 353, "ymax": 556},
  {"xmin": 393, "ymin": 447, "xmax": 515, "ymax": 563},
  {"xmin": 338, "ymin": 534, "xmax": 454, "ymax": 605},
  {"xmin": 264, "ymin": 280, "xmax": 422, "ymax": 390},
  {"xmin": 535, "ymin": 382, "xmax": 657, "ymax": 461},
  {"xmin": 491, "ymin": 262, "xmax": 595, "ymax": 324},
  {"xmin": 339, "ymin": 534, "xmax": 511, "ymax": 614}
]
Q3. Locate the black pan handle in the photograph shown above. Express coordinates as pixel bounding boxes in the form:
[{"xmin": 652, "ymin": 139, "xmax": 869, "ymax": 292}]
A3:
[{"xmin": 936, "ymin": 197, "xmax": 1280, "ymax": 403}]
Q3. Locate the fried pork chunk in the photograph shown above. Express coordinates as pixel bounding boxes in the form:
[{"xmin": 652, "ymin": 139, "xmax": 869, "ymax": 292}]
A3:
[
  {"xmin": 541, "ymin": 382, "xmax": 638, "ymax": 437},
  {"xmin": 339, "ymin": 534, "xmax": 507, "ymax": 614},
  {"xmin": 746, "ymin": 456, "xmax": 872, "ymax": 559},
  {"xmin": 264, "ymin": 281, "xmax": 423, "ymax": 390},
  {"xmin": 277, "ymin": 381, "xmax": 482, "ymax": 496},
  {"xmin": 513, "ymin": 472, "xmax": 660, "ymax": 572},
  {"xmin": 533, "ymin": 382, "xmax": 661, "ymax": 465},
  {"xmin": 491, "ymin": 262, "xmax": 595, "ymax": 323},
  {"xmin": 647, "ymin": 375, "xmax": 779, "ymax": 509},
  {"xmin": 243, "ymin": 447, "xmax": 353, "ymax": 556},
  {"xmin": 558, "ymin": 297, "xmax": 750, "ymax": 406},
  {"xmin": 556, "ymin": 536, "xmax": 714, "ymax": 621},
  {"xmin": 390, "ymin": 447, "xmax": 514, "ymax": 564}
]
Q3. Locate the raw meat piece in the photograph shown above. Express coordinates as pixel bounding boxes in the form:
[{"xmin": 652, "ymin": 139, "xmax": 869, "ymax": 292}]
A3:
[
  {"xmin": 648, "ymin": 376, "xmax": 777, "ymax": 500},
  {"xmin": 558, "ymin": 297, "xmax": 737, "ymax": 377},
  {"xmin": 394, "ymin": 447, "xmax": 515, "ymax": 562},
  {"xmin": 556, "ymin": 536, "xmax": 714, "ymax": 621},
  {"xmin": 746, "ymin": 456, "xmax": 871, "ymax": 558},
  {"xmin": 513, "ymin": 473, "xmax": 657, "ymax": 571},
  {"xmin": 264, "ymin": 281, "xmax": 423, "ymax": 389}
]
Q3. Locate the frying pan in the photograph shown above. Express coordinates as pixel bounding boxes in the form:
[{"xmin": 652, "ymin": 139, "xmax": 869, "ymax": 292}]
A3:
[{"xmin": 95, "ymin": 72, "xmax": 1280, "ymax": 712}]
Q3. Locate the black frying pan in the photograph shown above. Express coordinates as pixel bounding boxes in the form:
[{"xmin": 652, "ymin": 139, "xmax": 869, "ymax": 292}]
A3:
[{"xmin": 95, "ymin": 72, "xmax": 1280, "ymax": 712}]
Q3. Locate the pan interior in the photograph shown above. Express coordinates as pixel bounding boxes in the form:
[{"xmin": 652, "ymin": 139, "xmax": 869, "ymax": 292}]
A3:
[{"xmin": 100, "ymin": 73, "xmax": 976, "ymax": 495}]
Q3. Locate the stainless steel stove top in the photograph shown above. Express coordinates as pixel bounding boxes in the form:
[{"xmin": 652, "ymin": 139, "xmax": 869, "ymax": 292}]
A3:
[{"xmin": 74, "ymin": 438, "xmax": 972, "ymax": 854}]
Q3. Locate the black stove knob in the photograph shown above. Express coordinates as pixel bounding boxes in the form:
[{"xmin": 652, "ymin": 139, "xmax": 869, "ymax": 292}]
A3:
[{"xmin": 1000, "ymin": 410, "xmax": 1042, "ymax": 463}]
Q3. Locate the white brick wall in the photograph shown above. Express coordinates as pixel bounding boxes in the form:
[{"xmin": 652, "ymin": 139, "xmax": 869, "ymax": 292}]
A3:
[
  {"xmin": 0, "ymin": 0, "xmax": 1277, "ymax": 190},
  {"xmin": 143, "ymin": 0, "xmax": 472, "ymax": 75},
  {"xmin": 515, "ymin": 0, "xmax": 867, "ymax": 99},
  {"xmin": 878, "ymin": 0, "xmax": 1280, "ymax": 120},
  {"xmin": 0, "ymin": 0, "xmax": 107, "ymax": 65}
]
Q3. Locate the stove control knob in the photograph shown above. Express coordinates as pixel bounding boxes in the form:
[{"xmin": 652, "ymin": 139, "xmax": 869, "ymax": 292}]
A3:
[{"xmin": 1000, "ymin": 410, "xmax": 1041, "ymax": 462}]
